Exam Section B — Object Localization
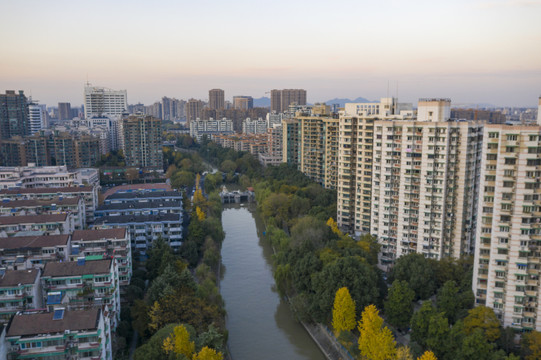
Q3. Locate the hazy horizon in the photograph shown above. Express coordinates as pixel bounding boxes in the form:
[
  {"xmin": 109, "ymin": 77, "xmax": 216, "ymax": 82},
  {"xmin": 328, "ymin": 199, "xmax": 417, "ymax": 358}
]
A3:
[{"xmin": 1, "ymin": 0, "xmax": 540, "ymax": 107}]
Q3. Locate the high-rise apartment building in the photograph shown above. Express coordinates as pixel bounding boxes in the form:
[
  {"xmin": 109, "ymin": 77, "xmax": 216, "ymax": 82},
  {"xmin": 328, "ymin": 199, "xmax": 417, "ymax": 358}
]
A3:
[
  {"xmin": 84, "ymin": 84, "xmax": 128, "ymax": 119},
  {"xmin": 338, "ymin": 98, "xmax": 484, "ymax": 265},
  {"xmin": 121, "ymin": 115, "xmax": 163, "ymax": 170},
  {"xmin": 293, "ymin": 104, "xmax": 340, "ymax": 189},
  {"xmin": 28, "ymin": 99, "xmax": 45, "ymax": 135},
  {"xmin": 0, "ymin": 90, "xmax": 29, "ymax": 140},
  {"xmin": 371, "ymin": 107, "xmax": 483, "ymax": 265},
  {"xmin": 473, "ymin": 124, "xmax": 541, "ymax": 331},
  {"xmin": 209, "ymin": 89, "xmax": 225, "ymax": 110},
  {"xmin": 337, "ymin": 98, "xmax": 412, "ymax": 235},
  {"xmin": 185, "ymin": 99, "xmax": 204, "ymax": 125},
  {"xmin": 57, "ymin": 102, "xmax": 72, "ymax": 121},
  {"xmin": 233, "ymin": 96, "xmax": 253, "ymax": 110},
  {"xmin": 271, "ymin": 89, "xmax": 307, "ymax": 113}
]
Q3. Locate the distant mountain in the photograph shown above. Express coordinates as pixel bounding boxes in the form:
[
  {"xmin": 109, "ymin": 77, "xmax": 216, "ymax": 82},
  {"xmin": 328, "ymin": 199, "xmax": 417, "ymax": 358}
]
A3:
[
  {"xmin": 253, "ymin": 97, "xmax": 270, "ymax": 108},
  {"xmin": 323, "ymin": 97, "xmax": 371, "ymax": 107}
]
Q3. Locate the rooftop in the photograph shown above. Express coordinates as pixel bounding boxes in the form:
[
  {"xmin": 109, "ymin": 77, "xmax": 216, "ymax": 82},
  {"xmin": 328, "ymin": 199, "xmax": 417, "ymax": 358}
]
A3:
[
  {"xmin": 0, "ymin": 197, "xmax": 80, "ymax": 208},
  {"xmin": 0, "ymin": 269, "xmax": 39, "ymax": 287},
  {"xmin": 105, "ymin": 190, "xmax": 181, "ymax": 201},
  {"xmin": 72, "ymin": 228, "xmax": 126, "ymax": 242},
  {"xmin": 43, "ymin": 259, "xmax": 112, "ymax": 277},
  {"xmin": 103, "ymin": 183, "xmax": 171, "ymax": 198},
  {"xmin": 0, "ymin": 186, "xmax": 93, "ymax": 196},
  {"xmin": 93, "ymin": 213, "xmax": 181, "ymax": 225},
  {"xmin": 96, "ymin": 199, "xmax": 181, "ymax": 211},
  {"xmin": 0, "ymin": 213, "xmax": 68, "ymax": 225},
  {"xmin": 0, "ymin": 234, "xmax": 69, "ymax": 250},
  {"xmin": 6, "ymin": 308, "xmax": 100, "ymax": 337}
]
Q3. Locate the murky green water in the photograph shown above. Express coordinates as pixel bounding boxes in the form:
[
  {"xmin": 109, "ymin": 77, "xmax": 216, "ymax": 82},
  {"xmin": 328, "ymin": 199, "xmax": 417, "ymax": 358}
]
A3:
[{"xmin": 220, "ymin": 205, "xmax": 325, "ymax": 360}]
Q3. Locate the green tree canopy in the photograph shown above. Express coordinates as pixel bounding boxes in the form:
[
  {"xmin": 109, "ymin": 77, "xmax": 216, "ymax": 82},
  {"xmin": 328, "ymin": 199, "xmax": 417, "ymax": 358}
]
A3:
[{"xmin": 384, "ymin": 280, "xmax": 415, "ymax": 330}]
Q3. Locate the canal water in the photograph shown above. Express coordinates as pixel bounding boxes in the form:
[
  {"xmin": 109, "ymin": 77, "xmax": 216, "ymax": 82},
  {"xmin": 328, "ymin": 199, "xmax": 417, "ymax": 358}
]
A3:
[{"xmin": 220, "ymin": 205, "xmax": 325, "ymax": 360}]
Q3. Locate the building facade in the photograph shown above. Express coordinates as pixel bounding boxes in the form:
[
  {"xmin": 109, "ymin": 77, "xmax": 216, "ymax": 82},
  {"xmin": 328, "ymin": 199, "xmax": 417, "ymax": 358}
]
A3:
[
  {"xmin": 270, "ymin": 89, "xmax": 307, "ymax": 113},
  {"xmin": 84, "ymin": 84, "xmax": 127, "ymax": 119},
  {"xmin": 121, "ymin": 115, "xmax": 163, "ymax": 171},
  {"xmin": 473, "ymin": 124, "xmax": 541, "ymax": 331},
  {"xmin": 5, "ymin": 308, "xmax": 112, "ymax": 360},
  {"xmin": 209, "ymin": 89, "xmax": 225, "ymax": 110},
  {"xmin": 0, "ymin": 91, "xmax": 29, "ymax": 140}
]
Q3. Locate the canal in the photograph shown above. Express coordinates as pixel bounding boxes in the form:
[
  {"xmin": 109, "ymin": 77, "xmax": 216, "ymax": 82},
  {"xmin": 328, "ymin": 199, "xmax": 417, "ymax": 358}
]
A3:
[{"xmin": 220, "ymin": 205, "xmax": 325, "ymax": 360}]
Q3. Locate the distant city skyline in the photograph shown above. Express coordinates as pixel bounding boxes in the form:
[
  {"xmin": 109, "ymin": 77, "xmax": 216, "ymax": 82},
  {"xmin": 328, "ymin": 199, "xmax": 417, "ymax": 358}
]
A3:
[{"xmin": 1, "ymin": 0, "xmax": 540, "ymax": 107}]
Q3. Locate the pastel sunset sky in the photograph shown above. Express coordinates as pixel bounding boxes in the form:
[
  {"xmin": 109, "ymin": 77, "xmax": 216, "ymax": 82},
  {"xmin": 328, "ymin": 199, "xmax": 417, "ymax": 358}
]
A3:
[{"xmin": 1, "ymin": 0, "xmax": 540, "ymax": 106}]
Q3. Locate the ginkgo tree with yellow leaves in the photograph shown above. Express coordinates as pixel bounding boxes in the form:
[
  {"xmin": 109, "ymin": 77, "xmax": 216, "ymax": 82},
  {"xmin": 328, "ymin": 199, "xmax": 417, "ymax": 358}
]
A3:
[
  {"xmin": 163, "ymin": 324, "xmax": 224, "ymax": 360},
  {"xmin": 332, "ymin": 287, "xmax": 356, "ymax": 335},
  {"xmin": 358, "ymin": 304, "xmax": 397, "ymax": 360}
]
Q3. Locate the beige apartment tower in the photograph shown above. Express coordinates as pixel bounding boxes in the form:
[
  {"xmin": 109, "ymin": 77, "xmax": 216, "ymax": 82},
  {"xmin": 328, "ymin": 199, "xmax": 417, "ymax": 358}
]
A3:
[
  {"xmin": 337, "ymin": 98, "xmax": 484, "ymax": 267},
  {"xmin": 371, "ymin": 118, "xmax": 483, "ymax": 265},
  {"xmin": 209, "ymin": 89, "xmax": 225, "ymax": 110},
  {"xmin": 271, "ymin": 89, "xmax": 307, "ymax": 113},
  {"xmin": 295, "ymin": 104, "xmax": 339, "ymax": 189},
  {"xmin": 473, "ymin": 124, "xmax": 541, "ymax": 331},
  {"xmin": 337, "ymin": 98, "xmax": 414, "ymax": 235}
]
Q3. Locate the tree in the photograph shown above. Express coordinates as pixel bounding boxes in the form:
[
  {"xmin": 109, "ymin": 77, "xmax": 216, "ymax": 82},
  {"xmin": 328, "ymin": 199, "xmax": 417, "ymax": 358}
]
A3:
[
  {"xmin": 425, "ymin": 312, "xmax": 449, "ymax": 357},
  {"xmin": 521, "ymin": 330, "xmax": 541, "ymax": 360},
  {"xmin": 196, "ymin": 206, "xmax": 206, "ymax": 221},
  {"xmin": 417, "ymin": 351, "xmax": 437, "ymax": 360},
  {"xmin": 436, "ymin": 280, "xmax": 460, "ymax": 323},
  {"xmin": 397, "ymin": 346, "xmax": 414, "ymax": 360},
  {"xmin": 134, "ymin": 323, "xmax": 179, "ymax": 360},
  {"xmin": 311, "ymin": 256, "xmax": 380, "ymax": 323},
  {"xmin": 220, "ymin": 159, "xmax": 236, "ymax": 173},
  {"xmin": 192, "ymin": 346, "xmax": 223, "ymax": 360},
  {"xmin": 332, "ymin": 287, "xmax": 356, "ymax": 335},
  {"xmin": 389, "ymin": 253, "xmax": 435, "ymax": 300},
  {"xmin": 459, "ymin": 328, "xmax": 495, "ymax": 360},
  {"xmin": 463, "ymin": 306, "xmax": 501, "ymax": 342},
  {"xmin": 384, "ymin": 280, "xmax": 415, "ymax": 330},
  {"xmin": 163, "ymin": 324, "xmax": 195, "ymax": 358},
  {"xmin": 357, "ymin": 304, "xmax": 397, "ymax": 360}
]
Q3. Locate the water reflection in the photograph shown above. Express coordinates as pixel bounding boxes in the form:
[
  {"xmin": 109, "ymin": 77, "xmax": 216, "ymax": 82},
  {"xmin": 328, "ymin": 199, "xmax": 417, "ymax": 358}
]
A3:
[{"xmin": 220, "ymin": 205, "xmax": 324, "ymax": 360}]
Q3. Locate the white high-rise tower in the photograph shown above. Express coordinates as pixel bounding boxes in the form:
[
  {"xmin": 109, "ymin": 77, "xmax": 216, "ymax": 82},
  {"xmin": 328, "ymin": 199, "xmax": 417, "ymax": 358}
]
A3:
[{"xmin": 84, "ymin": 83, "xmax": 127, "ymax": 119}]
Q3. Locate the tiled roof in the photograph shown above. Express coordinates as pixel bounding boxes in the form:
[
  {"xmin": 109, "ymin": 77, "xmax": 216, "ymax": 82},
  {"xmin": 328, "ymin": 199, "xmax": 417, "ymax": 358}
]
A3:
[
  {"xmin": 96, "ymin": 199, "xmax": 181, "ymax": 211},
  {"xmin": 43, "ymin": 259, "xmax": 112, "ymax": 277},
  {"xmin": 0, "ymin": 234, "xmax": 69, "ymax": 249},
  {"xmin": 0, "ymin": 213, "xmax": 68, "ymax": 225},
  {"xmin": 6, "ymin": 308, "xmax": 99, "ymax": 337},
  {"xmin": 103, "ymin": 183, "xmax": 171, "ymax": 198},
  {"xmin": 72, "ymin": 228, "xmax": 126, "ymax": 242},
  {"xmin": 105, "ymin": 190, "xmax": 181, "ymax": 201},
  {"xmin": 0, "ymin": 186, "xmax": 93, "ymax": 195},
  {"xmin": 0, "ymin": 269, "xmax": 39, "ymax": 287},
  {"xmin": 0, "ymin": 197, "xmax": 80, "ymax": 208}
]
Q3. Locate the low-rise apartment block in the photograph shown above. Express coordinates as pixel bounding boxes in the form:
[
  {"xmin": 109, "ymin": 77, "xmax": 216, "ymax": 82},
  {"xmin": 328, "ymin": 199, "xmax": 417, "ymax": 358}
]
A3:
[
  {"xmin": 0, "ymin": 214, "xmax": 74, "ymax": 237},
  {"xmin": 0, "ymin": 197, "xmax": 86, "ymax": 230},
  {"xmin": 70, "ymin": 229, "xmax": 131, "ymax": 289},
  {"xmin": 93, "ymin": 213, "xmax": 182, "ymax": 252},
  {"xmin": 0, "ymin": 269, "xmax": 42, "ymax": 324},
  {"xmin": 5, "ymin": 308, "xmax": 111, "ymax": 360},
  {"xmin": 0, "ymin": 235, "xmax": 70, "ymax": 270},
  {"xmin": 0, "ymin": 166, "xmax": 98, "ymax": 190},
  {"xmin": 41, "ymin": 259, "xmax": 120, "ymax": 329},
  {"xmin": 0, "ymin": 186, "xmax": 98, "ymax": 224}
]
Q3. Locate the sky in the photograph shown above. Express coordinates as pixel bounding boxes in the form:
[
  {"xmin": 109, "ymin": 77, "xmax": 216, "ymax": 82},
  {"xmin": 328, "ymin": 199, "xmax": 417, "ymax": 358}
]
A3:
[{"xmin": 0, "ymin": 0, "xmax": 540, "ymax": 107}]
